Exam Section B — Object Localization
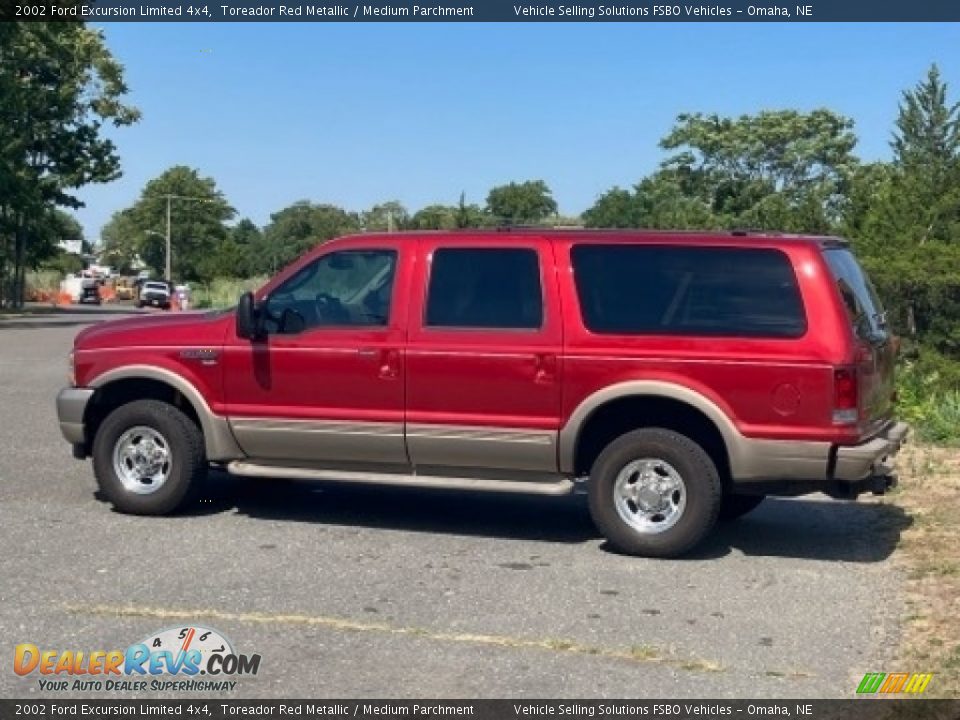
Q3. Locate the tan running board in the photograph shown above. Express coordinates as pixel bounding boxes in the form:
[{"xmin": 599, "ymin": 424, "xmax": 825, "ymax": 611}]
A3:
[{"xmin": 226, "ymin": 461, "xmax": 575, "ymax": 496}]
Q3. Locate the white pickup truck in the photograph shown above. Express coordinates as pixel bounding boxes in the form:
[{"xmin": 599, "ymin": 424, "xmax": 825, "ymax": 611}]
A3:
[{"xmin": 136, "ymin": 281, "xmax": 172, "ymax": 309}]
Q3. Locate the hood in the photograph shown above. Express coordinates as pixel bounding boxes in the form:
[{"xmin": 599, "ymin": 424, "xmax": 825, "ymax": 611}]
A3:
[{"xmin": 74, "ymin": 310, "xmax": 233, "ymax": 350}]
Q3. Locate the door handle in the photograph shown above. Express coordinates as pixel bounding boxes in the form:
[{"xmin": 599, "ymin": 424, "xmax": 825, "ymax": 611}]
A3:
[
  {"xmin": 379, "ymin": 349, "xmax": 399, "ymax": 380},
  {"xmin": 534, "ymin": 353, "xmax": 557, "ymax": 384},
  {"xmin": 360, "ymin": 348, "xmax": 399, "ymax": 379}
]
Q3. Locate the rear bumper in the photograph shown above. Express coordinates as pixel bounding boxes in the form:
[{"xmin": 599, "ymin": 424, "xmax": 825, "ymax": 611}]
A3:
[
  {"xmin": 141, "ymin": 294, "xmax": 170, "ymax": 305},
  {"xmin": 833, "ymin": 421, "xmax": 909, "ymax": 483},
  {"xmin": 733, "ymin": 421, "xmax": 909, "ymax": 498},
  {"xmin": 56, "ymin": 387, "xmax": 94, "ymax": 446}
]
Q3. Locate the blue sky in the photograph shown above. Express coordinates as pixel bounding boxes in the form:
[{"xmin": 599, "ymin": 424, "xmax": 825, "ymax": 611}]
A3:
[{"xmin": 76, "ymin": 22, "xmax": 960, "ymax": 242}]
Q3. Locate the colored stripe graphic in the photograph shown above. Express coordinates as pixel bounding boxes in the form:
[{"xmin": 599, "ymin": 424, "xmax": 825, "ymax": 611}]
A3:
[
  {"xmin": 903, "ymin": 673, "xmax": 933, "ymax": 694},
  {"xmin": 857, "ymin": 673, "xmax": 886, "ymax": 694},
  {"xmin": 857, "ymin": 672, "xmax": 932, "ymax": 694}
]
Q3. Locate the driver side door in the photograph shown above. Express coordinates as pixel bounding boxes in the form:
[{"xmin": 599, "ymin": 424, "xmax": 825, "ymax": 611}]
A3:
[{"xmin": 222, "ymin": 242, "xmax": 411, "ymax": 469}]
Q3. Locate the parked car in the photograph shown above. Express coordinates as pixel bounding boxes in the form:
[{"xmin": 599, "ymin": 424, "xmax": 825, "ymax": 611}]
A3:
[
  {"xmin": 136, "ymin": 280, "xmax": 172, "ymax": 309},
  {"xmin": 78, "ymin": 277, "xmax": 101, "ymax": 305},
  {"xmin": 56, "ymin": 230, "xmax": 907, "ymax": 557}
]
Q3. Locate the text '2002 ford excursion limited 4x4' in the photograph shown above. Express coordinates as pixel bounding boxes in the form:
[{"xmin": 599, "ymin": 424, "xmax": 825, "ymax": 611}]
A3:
[{"xmin": 56, "ymin": 230, "xmax": 908, "ymax": 557}]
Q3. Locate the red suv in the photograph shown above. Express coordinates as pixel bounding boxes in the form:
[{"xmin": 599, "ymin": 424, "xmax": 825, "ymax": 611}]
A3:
[{"xmin": 56, "ymin": 230, "xmax": 908, "ymax": 557}]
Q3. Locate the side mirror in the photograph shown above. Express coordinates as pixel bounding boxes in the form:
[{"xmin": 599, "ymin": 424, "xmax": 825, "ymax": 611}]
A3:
[{"xmin": 236, "ymin": 292, "xmax": 262, "ymax": 340}]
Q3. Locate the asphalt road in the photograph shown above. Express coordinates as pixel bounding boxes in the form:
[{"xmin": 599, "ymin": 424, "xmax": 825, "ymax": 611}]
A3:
[{"xmin": 0, "ymin": 306, "xmax": 910, "ymax": 700}]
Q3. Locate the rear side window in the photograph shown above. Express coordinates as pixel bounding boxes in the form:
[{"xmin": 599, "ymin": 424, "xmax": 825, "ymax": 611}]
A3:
[
  {"xmin": 823, "ymin": 248, "xmax": 888, "ymax": 341},
  {"xmin": 571, "ymin": 245, "xmax": 805, "ymax": 338},
  {"xmin": 425, "ymin": 248, "xmax": 543, "ymax": 329}
]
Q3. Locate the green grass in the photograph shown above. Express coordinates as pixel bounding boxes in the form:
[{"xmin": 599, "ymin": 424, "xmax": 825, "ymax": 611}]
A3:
[
  {"xmin": 25, "ymin": 270, "xmax": 62, "ymax": 295},
  {"xmin": 190, "ymin": 276, "xmax": 267, "ymax": 310},
  {"xmin": 896, "ymin": 353, "xmax": 960, "ymax": 444}
]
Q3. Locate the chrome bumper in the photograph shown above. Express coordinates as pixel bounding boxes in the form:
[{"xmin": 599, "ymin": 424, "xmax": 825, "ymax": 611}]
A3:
[
  {"xmin": 833, "ymin": 421, "xmax": 910, "ymax": 483},
  {"xmin": 56, "ymin": 387, "xmax": 94, "ymax": 445}
]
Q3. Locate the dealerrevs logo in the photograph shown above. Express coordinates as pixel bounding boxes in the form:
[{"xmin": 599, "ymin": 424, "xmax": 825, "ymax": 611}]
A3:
[{"xmin": 14, "ymin": 626, "xmax": 260, "ymax": 693}]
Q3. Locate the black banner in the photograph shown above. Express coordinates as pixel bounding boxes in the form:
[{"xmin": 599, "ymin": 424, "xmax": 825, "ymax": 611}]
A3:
[
  {"xmin": 1, "ymin": 701, "xmax": 960, "ymax": 720},
  {"xmin": 3, "ymin": 0, "xmax": 960, "ymax": 22}
]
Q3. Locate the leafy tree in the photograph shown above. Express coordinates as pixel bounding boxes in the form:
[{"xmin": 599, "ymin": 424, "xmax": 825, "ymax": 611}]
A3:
[
  {"xmin": 408, "ymin": 194, "xmax": 492, "ymax": 230},
  {"xmin": 410, "ymin": 204, "xmax": 458, "ymax": 230},
  {"xmin": 100, "ymin": 208, "xmax": 142, "ymax": 274},
  {"xmin": 0, "ymin": 23, "xmax": 139, "ymax": 306},
  {"xmin": 893, "ymin": 65, "xmax": 960, "ymax": 178},
  {"xmin": 658, "ymin": 109, "xmax": 857, "ymax": 231},
  {"xmin": 583, "ymin": 188, "xmax": 639, "ymax": 228},
  {"xmin": 583, "ymin": 172, "xmax": 717, "ymax": 230},
  {"xmin": 455, "ymin": 192, "xmax": 492, "ymax": 228},
  {"xmin": 202, "ymin": 218, "xmax": 262, "ymax": 279},
  {"xmin": 259, "ymin": 201, "xmax": 360, "ymax": 273},
  {"xmin": 362, "ymin": 201, "xmax": 410, "ymax": 232},
  {"xmin": 486, "ymin": 180, "xmax": 558, "ymax": 224},
  {"xmin": 838, "ymin": 162, "xmax": 894, "ymax": 249},
  {"xmin": 880, "ymin": 64, "xmax": 960, "ymax": 246},
  {"xmin": 100, "ymin": 166, "xmax": 234, "ymax": 282},
  {"xmin": 851, "ymin": 66, "xmax": 960, "ymax": 354},
  {"xmin": 32, "ymin": 210, "xmax": 86, "ymax": 275}
]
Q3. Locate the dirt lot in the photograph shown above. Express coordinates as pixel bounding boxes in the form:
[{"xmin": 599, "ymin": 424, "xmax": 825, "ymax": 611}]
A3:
[{"xmin": 877, "ymin": 445, "xmax": 960, "ymax": 696}]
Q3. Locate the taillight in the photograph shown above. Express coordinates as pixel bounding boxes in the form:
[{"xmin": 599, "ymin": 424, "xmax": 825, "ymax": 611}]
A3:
[
  {"xmin": 67, "ymin": 350, "xmax": 76, "ymax": 387},
  {"xmin": 833, "ymin": 367, "xmax": 858, "ymax": 425}
]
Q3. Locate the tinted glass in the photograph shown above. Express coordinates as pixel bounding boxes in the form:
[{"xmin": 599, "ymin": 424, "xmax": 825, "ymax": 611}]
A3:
[
  {"xmin": 264, "ymin": 250, "xmax": 396, "ymax": 333},
  {"xmin": 425, "ymin": 248, "xmax": 543, "ymax": 329},
  {"xmin": 572, "ymin": 245, "xmax": 805, "ymax": 337},
  {"xmin": 823, "ymin": 248, "xmax": 888, "ymax": 342}
]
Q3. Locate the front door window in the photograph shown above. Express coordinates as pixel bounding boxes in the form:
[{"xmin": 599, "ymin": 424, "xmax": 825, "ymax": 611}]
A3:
[{"xmin": 263, "ymin": 250, "xmax": 397, "ymax": 334}]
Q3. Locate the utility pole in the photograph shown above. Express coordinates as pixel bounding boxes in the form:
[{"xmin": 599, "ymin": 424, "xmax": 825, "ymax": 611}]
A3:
[
  {"xmin": 150, "ymin": 193, "xmax": 213, "ymax": 282},
  {"xmin": 165, "ymin": 195, "xmax": 172, "ymax": 281}
]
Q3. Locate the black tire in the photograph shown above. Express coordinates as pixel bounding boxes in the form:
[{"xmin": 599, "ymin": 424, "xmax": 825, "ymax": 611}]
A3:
[
  {"xmin": 135, "ymin": 301, "xmax": 143, "ymax": 308},
  {"xmin": 719, "ymin": 493, "xmax": 765, "ymax": 521},
  {"xmin": 92, "ymin": 399, "xmax": 206, "ymax": 515},
  {"xmin": 588, "ymin": 428, "xmax": 721, "ymax": 558}
]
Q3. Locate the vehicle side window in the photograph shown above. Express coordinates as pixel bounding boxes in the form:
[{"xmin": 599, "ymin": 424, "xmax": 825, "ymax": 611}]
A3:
[
  {"xmin": 823, "ymin": 248, "xmax": 887, "ymax": 342},
  {"xmin": 425, "ymin": 248, "xmax": 543, "ymax": 330},
  {"xmin": 263, "ymin": 250, "xmax": 396, "ymax": 334},
  {"xmin": 571, "ymin": 245, "xmax": 806, "ymax": 338}
]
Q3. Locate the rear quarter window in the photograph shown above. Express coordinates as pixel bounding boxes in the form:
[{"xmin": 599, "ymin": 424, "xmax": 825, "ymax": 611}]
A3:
[
  {"xmin": 822, "ymin": 248, "xmax": 888, "ymax": 342},
  {"xmin": 571, "ymin": 244, "xmax": 806, "ymax": 338}
]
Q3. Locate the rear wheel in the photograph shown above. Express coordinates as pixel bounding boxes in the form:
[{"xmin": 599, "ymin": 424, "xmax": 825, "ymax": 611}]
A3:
[
  {"xmin": 588, "ymin": 428, "xmax": 721, "ymax": 558},
  {"xmin": 92, "ymin": 399, "xmax": 206, "ymax": 515},
  {"xmin": 719, "ymin": 493, "xmax": 765, "ymax": 521}
]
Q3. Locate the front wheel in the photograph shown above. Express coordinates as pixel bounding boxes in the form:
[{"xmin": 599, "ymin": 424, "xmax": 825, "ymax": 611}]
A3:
[
  {"xmin": 588, "ymin": 428, "xmax": 721, "ymax": 558},
  {"xmin": 92, "ymin": 399, "xmax": 206, "ymax": 515}
]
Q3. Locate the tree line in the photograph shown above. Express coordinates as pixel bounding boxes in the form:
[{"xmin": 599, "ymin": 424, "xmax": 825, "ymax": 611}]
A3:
[
  {"xmin": 2, "ymin": 23, "xmax": 958, "ymax": 373},
  {"xmin": 98, "ymin": 177, "xmax": 565, "ymax": 280},
  {"xmin": 96, "ymin": 66, "xmax": 959, "ymax": 369}
]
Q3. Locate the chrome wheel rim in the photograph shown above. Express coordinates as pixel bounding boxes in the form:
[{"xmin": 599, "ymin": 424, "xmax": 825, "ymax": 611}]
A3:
[
  {"xmin": 112, "ymin": 426, "xmax": 171, "ymax": 495},
  {"xmin": 613, "ymin": 458, "xmax": 686, "ymax": 534}
]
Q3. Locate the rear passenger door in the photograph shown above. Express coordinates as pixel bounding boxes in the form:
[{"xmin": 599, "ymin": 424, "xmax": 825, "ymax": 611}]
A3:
[{"xmin": 406, "ymin": 238, "xmax": 563, "ymax": 475}]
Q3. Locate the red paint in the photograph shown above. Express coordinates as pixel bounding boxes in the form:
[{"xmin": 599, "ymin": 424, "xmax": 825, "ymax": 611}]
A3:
[{"xmin": 72, "ymin": 230, "xmax": 896, "ymax": 448}]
